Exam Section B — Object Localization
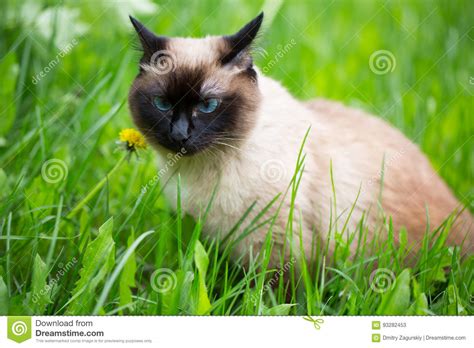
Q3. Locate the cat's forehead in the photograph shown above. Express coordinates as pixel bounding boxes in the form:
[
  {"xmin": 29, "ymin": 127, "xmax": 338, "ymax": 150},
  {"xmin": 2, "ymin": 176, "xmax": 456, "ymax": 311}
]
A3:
[
  {"xmin": 166, "ymin": 36, "xmax": 225, "ymax": 66},
  {"xmin": 131, "ymin": 13, "xmax": 263, "ymax": 97},
  {"xmin": 139, "ymin": 36, "xmax": 236, "ymax": 98}
]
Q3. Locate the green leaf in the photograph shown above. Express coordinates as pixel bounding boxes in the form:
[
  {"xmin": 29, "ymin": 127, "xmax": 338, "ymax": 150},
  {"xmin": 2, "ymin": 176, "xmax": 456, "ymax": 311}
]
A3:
[
  {"xmin": 66, "ymin": 217, "xmax": 115, "ymax": 314},
  {"xmin": 376, "ymin": 269, "xmax": 411, "ymax": 315},
  {"xmin": 262, "ymin": 303, "xmax": 296, "ymax": 315},
  {"xmin": 78, "ymin": 209, "xmax": 91, "ymax": 253},
  {"xmin": 119, "ymin": 229, "xmax": 136, "ymax": 313},
  {"xmin": 161, "ymin": 270, "xmax": 194, "ymax": 316},
  {"xmin": 29, "ymin": 254, "xmax": 51, "ymax": 313},
  {"xmin": 93, "ymin": 230, "xmax": 153, "ymax": 315},
  {"xmin": 446, "ymin": 284, "xmax": 466, "ymax": 315},
  {"xmin": 0, "ymin": 276, "xmax": 8, "ymax": 315},
  {"xmin": 0, "ymin": 169, "xmax": 7, "ymax": 195},
  {"xmin": 432, "ymin": 249, "xmax": 452, "ymax": 283},
  {"xmin": 0, "ymin": 53, "xmax": 18, "ymax": 136},
  {"xmin": 194, "ymin": 240, "xmax": 211, "ymax": 315},
  {"xmin": 407, "ymin": 279, "xmax": 428, "ymax": 315}
]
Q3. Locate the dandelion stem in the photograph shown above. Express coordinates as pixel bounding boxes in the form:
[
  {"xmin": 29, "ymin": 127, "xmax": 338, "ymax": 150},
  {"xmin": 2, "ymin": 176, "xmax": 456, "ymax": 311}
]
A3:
[{"xmin": 66, "ymin": 154, "xmax": 128, "ymax": 219}]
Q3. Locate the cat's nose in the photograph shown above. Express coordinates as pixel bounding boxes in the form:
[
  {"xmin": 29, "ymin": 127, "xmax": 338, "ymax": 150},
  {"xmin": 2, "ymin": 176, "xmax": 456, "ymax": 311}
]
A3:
[{"xmin": 170, "ymin": 116, "xmax": 190, "ymax": 143}]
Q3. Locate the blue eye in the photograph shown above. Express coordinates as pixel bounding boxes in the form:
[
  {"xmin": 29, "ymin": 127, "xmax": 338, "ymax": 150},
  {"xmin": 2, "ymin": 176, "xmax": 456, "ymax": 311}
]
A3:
[
  {"xmin": 197, "ymin": 98, "xmax": 219, "ymax": 113},
  {"xmin": 153, "ymin": 96, "xmax": 172, "ymax": 111}
]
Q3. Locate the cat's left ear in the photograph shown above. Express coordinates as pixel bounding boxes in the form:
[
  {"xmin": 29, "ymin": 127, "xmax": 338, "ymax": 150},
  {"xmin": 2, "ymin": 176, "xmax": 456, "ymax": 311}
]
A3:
[{"xmin": 221, "ymin": 12, "xmax": 264, "ymax": 66}]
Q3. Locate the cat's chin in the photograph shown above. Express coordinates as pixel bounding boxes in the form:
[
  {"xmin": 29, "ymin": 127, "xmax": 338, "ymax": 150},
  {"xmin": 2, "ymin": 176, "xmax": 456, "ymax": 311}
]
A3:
[
  {"xmin": 152, "ymin": 141, "xmax": 206, "ymax": 158},
  {"xmin": 153, "ymin": 140, "xmax": 239, "ymax": 163}
]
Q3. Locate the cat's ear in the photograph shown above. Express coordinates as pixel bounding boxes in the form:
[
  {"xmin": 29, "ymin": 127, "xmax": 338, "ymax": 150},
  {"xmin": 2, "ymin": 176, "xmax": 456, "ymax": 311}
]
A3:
[
  {"xmin": 221, "ymin": 12, "xmax": 264, "ymax": 66},
  {"xmin": 129, "ymin": 16, "xmax": 166, "ymax": 59}
]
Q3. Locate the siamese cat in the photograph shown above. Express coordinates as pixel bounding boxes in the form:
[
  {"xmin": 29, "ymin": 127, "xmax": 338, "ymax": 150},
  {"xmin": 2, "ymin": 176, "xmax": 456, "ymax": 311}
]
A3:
[{"xmin": 128, "ymin": 13, "xmax": 472, "ymax": 263}]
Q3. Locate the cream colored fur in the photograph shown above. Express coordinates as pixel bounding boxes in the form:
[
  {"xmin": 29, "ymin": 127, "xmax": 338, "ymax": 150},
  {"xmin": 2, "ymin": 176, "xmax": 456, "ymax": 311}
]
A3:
[{"xmin": 152, "ymin": 66, "xmax": 472, "ymax": 262}]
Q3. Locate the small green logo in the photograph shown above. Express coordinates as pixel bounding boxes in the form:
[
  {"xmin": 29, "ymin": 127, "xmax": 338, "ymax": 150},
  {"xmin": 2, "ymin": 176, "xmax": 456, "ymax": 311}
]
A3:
[
  {"xmin": 303, "ymin": 316, "xmax": 324, "ymax": 330},
  {"xmin": 372, "ymin": 321, "xmax": 381, "ymax": 329},
  {"xmin": 372, "ymin": 333, "xmax": 381, "ymax": 343},
  {"xmin": 7, "ymin": 316, "xmax": 32, "ymax": 343}
]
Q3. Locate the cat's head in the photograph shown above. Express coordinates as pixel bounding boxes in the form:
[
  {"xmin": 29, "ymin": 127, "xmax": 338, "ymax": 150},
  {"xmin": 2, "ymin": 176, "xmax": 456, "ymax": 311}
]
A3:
[{"xmin": 128, "ymin": 13, "xmax": 264, "ymax": 156}]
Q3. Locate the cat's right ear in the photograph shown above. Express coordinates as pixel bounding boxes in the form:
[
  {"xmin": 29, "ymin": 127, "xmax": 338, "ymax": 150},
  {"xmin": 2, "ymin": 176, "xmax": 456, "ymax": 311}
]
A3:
[{"xmin": 129, "ymin": 16, "xmax": 166, "ymax": 58}]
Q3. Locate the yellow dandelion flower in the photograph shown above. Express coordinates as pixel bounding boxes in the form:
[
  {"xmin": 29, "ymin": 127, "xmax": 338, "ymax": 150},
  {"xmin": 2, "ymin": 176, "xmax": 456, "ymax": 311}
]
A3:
[{"xmin": 119, "ymin": 128, "xmax": 147, "ymax": 151}]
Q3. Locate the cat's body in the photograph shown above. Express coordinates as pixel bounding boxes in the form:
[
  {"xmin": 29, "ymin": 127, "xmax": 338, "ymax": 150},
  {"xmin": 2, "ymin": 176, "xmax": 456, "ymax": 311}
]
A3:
[
  {"xmin": 128, "ymin": 14, "xmax": 472, "ymax": 263},
  {"xmin": 158, "ymin": 72, "xmax": 472, "ymax": 260}
]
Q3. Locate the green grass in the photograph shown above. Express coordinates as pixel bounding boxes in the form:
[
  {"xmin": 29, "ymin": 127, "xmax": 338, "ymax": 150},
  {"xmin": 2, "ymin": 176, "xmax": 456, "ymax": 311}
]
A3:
[{"xmin": 0, "ymin": 0, "xmax": 473, "ymax": 316}]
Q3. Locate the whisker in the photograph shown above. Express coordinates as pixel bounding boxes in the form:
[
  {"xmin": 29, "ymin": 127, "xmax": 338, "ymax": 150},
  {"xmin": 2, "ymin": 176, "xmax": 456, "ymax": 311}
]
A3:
[{"xmin": 212, "ymin": 141, "xmax": 242, "ymax": 152}]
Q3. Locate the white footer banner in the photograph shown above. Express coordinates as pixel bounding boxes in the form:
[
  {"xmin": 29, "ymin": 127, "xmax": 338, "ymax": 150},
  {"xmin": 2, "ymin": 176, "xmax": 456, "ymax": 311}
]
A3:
[{"xmin": 0, "ymin": 316, "xmax": 472, "ymax": 347}]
